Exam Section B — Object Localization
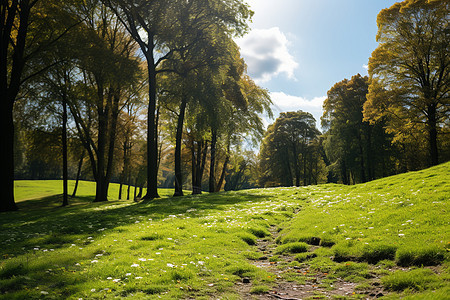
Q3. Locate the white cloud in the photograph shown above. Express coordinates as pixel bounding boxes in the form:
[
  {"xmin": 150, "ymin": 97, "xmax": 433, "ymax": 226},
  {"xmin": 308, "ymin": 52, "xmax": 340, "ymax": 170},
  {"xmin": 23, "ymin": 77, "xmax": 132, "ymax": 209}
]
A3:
[
  {"xmin": 237, "ymin": 27, "xmax": 298, "ymax": 83},
  {"xmin": 265, "ymin": 92, "xmax": 326, "ymax": 130}
]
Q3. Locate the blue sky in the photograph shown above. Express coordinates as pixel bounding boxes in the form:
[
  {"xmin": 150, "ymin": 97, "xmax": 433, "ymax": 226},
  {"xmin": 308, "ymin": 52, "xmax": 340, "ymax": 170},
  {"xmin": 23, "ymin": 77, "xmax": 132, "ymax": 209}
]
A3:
[{"xmin": 236, "ymin": 0, "xmax": 400, "ymax": 129}]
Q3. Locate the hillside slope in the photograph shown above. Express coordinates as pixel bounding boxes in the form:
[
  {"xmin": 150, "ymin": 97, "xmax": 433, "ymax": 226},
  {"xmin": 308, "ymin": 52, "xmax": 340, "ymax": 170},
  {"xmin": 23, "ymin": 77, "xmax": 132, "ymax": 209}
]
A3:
[{"xmin": 0, "ymin": 162, "xmax": 448, "ymax": 299}]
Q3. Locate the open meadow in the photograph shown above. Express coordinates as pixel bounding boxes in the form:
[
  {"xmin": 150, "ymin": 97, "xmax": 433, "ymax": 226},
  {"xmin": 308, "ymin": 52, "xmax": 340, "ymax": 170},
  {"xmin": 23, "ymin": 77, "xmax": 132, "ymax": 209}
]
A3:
[{"xmin": 1, "ymin": 163, "xmax": 449, "ymax": 299}]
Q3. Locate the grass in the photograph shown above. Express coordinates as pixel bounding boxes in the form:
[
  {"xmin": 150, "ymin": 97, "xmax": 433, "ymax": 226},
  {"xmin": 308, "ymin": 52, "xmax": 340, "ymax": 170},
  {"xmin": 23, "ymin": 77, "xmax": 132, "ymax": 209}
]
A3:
[{"xmin": 1, "ymin": 162, "xmax": 449, "ymax": 299}]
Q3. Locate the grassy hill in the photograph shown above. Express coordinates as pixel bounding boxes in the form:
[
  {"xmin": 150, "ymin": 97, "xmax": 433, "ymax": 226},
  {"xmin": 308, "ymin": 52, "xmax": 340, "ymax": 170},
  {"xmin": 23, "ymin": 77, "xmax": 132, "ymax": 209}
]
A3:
[{"xmin": 1, "ymin": 163, "xmax": 449, "ymax": 299}]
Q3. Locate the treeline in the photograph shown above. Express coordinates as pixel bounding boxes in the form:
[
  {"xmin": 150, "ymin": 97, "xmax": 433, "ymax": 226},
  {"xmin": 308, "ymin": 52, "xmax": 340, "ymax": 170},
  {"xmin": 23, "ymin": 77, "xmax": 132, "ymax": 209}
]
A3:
[
  {"xmin": 258, "ymin": 0, "xmax": 449, "ymax": 187},
  {"xmin": 1, "ymin": 0, "xmax": 272, "ymax": 211}
]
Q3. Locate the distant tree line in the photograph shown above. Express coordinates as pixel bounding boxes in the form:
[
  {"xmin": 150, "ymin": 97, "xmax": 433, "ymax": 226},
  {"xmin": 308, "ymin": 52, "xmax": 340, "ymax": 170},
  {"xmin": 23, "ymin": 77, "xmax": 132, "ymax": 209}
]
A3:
[{"xmin": 258, "ymin": 0, "xmax": 448, "ymax": 187}]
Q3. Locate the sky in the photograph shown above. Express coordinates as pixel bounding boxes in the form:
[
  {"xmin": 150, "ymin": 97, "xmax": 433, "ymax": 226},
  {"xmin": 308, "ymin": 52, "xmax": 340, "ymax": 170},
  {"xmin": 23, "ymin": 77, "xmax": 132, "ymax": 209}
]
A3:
[{"xmin": 235, "ymin": 0, "xmax": 400, "ymax": 130}]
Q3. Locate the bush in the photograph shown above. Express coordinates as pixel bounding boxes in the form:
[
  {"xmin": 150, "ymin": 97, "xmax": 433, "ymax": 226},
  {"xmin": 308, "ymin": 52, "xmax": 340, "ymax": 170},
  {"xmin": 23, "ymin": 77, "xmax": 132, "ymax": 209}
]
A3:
[
  {"xmin": 381, "ymin": 268, "xmax": 440, "ymax": 291},
  {"xmin": 396, "ymin": 246, "xmax": 446, "ymax": 267},
  {"xmin": 275, "ymin": 242, "xmax": 308, "ymax": 254}
]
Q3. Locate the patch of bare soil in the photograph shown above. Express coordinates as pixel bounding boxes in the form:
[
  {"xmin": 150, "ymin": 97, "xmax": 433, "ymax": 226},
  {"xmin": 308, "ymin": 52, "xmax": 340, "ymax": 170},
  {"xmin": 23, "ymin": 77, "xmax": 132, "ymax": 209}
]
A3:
[{"xmin": 236, "ymin": 225, "xmax": 386, "ymax": 300}]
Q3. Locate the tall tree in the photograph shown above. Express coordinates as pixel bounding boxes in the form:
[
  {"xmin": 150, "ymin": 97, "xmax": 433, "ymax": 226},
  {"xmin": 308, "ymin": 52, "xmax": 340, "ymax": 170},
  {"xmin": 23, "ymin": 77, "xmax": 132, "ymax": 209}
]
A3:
[
  {"xmin": 104, "ymin": 0, "xmax": 252, "ymax": 199},
  {"xmin": 322, "ymin": 74, "xmax": 392, "ymax": 184},
  {"xmin": 0, "ymin": 0, "xmax": 79, "ymax": 211},
  {"xmin": 364, "ymin": 0, "xmax": 449, "ymax": 166}
]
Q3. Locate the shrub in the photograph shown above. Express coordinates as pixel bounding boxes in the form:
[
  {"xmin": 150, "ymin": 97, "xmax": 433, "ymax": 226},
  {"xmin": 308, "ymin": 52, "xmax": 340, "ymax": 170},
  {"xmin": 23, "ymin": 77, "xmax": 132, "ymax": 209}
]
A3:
[
  {"xmin": 396, "ymin": 246, "xmax": 446, "ymax": 267},
  {"xmin": 275, "ymin": 242, "xmax": 308, "ymax": 254},
  {"xmin": 381, "ymin": 268, "xmax": 440, "ymax": 291}
]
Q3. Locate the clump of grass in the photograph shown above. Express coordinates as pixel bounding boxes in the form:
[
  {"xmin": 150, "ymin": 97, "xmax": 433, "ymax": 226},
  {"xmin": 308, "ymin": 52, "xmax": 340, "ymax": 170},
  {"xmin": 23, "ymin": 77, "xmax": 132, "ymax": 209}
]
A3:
[
  {"xmin": 275, "ymin": 242, "xmax": 308, "ymax": 254},
  {"xmin": 0, "ymin": 263, "xmax": 26, "ymax": 279},
  {"xmin": 381, "ymin": 268, "xmax": 440, "ymax": 291},
  {"xmin": 295, "ymin": 252, "xmax": 317, "ymax": 262},
  {"xmin": 277, "ymin": 234, "xmax": 322, "ymax": 246},
  {"xmin": 225, "ymin": 264, "xmax": 259, "ymax": 278},
  {"xmin": 247, "ymin": 226, "xmax": 270, "ymax": 238},
  {"xmin": 250, "ymin": 285, "xmax": 271, "ymax": 294},
  {"xmin": 332, "ymin": 243, "xmax": 358, "ymax": 262},
  {"xmin": 361, "ymin": 243, "xmax": 397, "ymax": 264},
  {"xmin": 141, "ymin": 233, "xmax": 161, "ymax": 241},
  {"xmin": 333, "ymin": 262, "xmax": 371, "ymax": 282},
  {"xmin": 237, "ymin": 233, "xmax": 257, "ymax": 245},
  {"xmin": 396, "ymin": 246, "xmax": 446, "ymax": 267},
  {"xmin": 242, "ymin": 251, "xmax": 263, "ymax": 260}
]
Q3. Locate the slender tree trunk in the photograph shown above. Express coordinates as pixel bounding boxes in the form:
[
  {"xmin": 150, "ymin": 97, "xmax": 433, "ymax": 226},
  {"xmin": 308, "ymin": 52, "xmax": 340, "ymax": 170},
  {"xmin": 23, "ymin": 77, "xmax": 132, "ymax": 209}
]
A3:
[
  {"xmin": 133, "ymin": 177, "xmax": 138, "ymax": 201},
  {"xmin": 427, "ymin": 104, "xmax": 439, "ymax": 166},
  {"xmin": 143, "ymin": 55, "xmax": 160, "ymax": 199},
  {"xmin": 209, "ymin": 128, "xmax": 217, "ymax": 193},
  {"xmin": 216, "ymin": 154, "xmax": 230, "ymax": 192},
  {"xmin": 62, "ymin": 96, "xmax": 69, "ymax": 207},
  {"xmin": 72, "ymin": 149, "xmax": 84, "ymax": 197},
  {"xmin": 174, "ymin": 96, "xmax": 187, "ymax": 197}
]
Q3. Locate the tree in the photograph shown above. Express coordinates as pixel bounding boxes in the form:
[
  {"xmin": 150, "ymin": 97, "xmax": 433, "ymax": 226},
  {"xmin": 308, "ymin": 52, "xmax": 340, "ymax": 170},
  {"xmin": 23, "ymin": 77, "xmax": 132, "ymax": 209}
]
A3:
[
  {"xmin": 104, "ymin": 0, "xmax": 252, "ymax": 199},
  {"xmin": 1, "ymin": 0, "xmax": 80, "ymax": 211},
  {"xmin": 322, "ymin": 74, "xmax": 392, "ymax": 184},
  {"xmin": 259, "ymin": 111, "xmax": 322, "ymax": 187},
  {"xmin": 364, "ymin": 0, "xmax": 449, "ymax": 166}
]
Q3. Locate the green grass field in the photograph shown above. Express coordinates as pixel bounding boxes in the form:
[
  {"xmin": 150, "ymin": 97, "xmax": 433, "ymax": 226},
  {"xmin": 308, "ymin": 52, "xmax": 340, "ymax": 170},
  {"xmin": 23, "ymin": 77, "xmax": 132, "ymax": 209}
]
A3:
[{"xmin": 1, "ymin": 163, "xmax": 449, "ymax": 299}]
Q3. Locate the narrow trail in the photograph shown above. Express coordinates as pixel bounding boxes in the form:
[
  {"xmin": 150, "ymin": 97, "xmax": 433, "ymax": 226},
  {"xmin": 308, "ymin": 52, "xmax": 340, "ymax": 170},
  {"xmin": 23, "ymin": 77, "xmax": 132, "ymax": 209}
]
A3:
[{"xmin": 236, "ymin": 217, "xmax": 385, "ymax": 299}]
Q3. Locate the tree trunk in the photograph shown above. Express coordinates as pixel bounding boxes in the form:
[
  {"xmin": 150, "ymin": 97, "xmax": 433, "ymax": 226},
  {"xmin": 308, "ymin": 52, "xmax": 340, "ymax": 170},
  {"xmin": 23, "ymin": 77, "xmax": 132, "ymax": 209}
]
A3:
[
  {"xmin": 427, "ymin": 104, "xmax": 439, "ymax": 166},
  {"xmin": 209, "ymin": 128, "xmax": 217, "ymax": 193},
  {"xmin": 174, "ymin": 96, "xmax": 187, "ymax": 197},
  {"xmin": 0, "ymin": 1, "xmax": 33, "ymax": 212},
  {"xmin": 192, "ymin": 140, "xmax": 207, "ymax": 195},
  {"xmin": 216, "ymin": 154, "xmax": 230, "ymax": 192},
  {"xmin": 62, "ymin": 96, "xmax": 69, "ymax": 207},
  {"xmin": 143, "ymin": 56, "xmax": 160, "ymax": 199},
  {"xmin": 71, "ymin": 149, "xmax": 84, "ymax": 197},
  {"xmin": 0, "ymin": 101, "xmax": 18, "ymax": 212}
]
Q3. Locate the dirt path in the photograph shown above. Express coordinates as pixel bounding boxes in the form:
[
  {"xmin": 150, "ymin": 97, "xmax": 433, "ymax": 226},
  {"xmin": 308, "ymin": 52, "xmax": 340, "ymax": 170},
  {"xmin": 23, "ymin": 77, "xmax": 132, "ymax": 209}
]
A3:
[{"xmin": 236, "ymin": 225, "xmax": 385, "ymax": 300}]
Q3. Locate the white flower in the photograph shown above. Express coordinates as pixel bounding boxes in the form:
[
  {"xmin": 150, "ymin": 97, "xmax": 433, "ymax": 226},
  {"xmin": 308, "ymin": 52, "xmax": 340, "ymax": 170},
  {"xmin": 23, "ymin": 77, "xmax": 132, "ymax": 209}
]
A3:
[
  {"xmin": 90, "ymin": 289, "xmax": 96, "ymax": 292},
  {"xmin": 398, "ymin": 234, "xmax": 405, "ymax": 237},
  {"xmin": 138, "ymin": 258, "xmax": 147, "ymax": 261},
  {"xmin": 167, "ymin": 263, "xmax": 175, "ymax": 268},
  {"xmin": 91, "ymin": 260, "xmax": 98, "ymax": 263},
  {"xmin": 126, "ymin": 273, "xmax": 132, "ymax": 276},
  {"xmin": 41, "ymin": 291, "xmax": 49, "ymax": 295},
  {"xmin": 112, "ymin": 279, "xmax": 120, "ymax": 282},
  {"xmin": 107, "ymin": 277, "xmax": 113, "ymax": 280},
  {"xmin": 131, "ymin": 263, "xmax": 139, "ymax": 267},
  {"xmin": 135, "ymin": 276, "xmax": 143, "ymax": 279}
]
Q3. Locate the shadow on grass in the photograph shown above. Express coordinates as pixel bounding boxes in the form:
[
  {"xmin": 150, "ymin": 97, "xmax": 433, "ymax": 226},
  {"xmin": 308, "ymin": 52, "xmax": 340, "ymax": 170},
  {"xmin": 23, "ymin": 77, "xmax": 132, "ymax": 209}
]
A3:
[{"xmin": 0, "ymin": 190, "xmax": 274, "ymax": 255}]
